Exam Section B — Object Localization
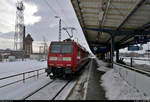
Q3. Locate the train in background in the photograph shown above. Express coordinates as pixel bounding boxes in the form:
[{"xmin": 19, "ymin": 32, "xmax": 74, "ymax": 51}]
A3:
[{"xmin": 45, "ymin": 39, "xmax": 89, "ymax": 79}]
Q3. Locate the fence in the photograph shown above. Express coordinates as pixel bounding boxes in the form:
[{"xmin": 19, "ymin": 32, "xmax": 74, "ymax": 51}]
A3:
[
  {"xmin": 0, "ymin": 68, "xmax": 46, "ymax": 88},
  {"xmin": 122, "ymin": 57, "xmax": 149, "ymax": 66}
]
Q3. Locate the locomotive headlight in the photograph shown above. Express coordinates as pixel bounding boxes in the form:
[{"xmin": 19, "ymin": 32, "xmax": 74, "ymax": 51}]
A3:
[
  {"xmin": 63, "ymin": 57, "xmax": 72, "ymax": 61},
  {"xmin": 49, "ymin": 57, "xmax": 57, "ymax": 61}
]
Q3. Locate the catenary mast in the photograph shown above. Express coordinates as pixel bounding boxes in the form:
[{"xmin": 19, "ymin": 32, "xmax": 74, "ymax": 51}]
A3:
[{"xmin": 14, "ymin": 0, "xmax": 25, "ymax": 51}]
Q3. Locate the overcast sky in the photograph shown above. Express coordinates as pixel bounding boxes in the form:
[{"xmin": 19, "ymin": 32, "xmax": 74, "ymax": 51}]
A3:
[
  {"xmin": 0, "ymin": 0, "xmax": 149, "ymax": 54},
  {"xmin": 0, "ymin": 0, "xmax": 91, "ymax": 53}
]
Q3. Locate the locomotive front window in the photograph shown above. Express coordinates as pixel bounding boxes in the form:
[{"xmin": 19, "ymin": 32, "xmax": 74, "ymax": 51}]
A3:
[
  {"xmin": 50, "ymin": 44, "xmax": 61, "ymax": 53},
  {"xmin": 50, "ymin": 43, "xmax": 73, "ymax": 53},
  {"xmin": 61, "ymin": 44, "xmax": 72, "ymax": 53}
]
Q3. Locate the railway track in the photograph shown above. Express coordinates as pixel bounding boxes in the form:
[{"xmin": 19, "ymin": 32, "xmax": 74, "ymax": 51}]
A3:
[
  {"xmin": 22, "ymin": 80, "xmax": 55, "ymax": 100},
  {"xmin": 21, "ymin": 61, "xmax": 91, "ymax": 100},
  {"xmin": 22, "ymin": 79, "xmax": 72, "ymax": 100},
  {"xmin": 51, "ymin": 80, "xmax": 71, "ymax": 100},
  {"xmin": 0, "ymin": 60, "xmax": 91, "ymax": 100}
]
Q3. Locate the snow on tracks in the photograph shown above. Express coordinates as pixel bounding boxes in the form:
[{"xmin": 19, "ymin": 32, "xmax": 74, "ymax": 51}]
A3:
[{"xmin": 24, "ymin": 79, "xmax": 76, "ymax": 100}]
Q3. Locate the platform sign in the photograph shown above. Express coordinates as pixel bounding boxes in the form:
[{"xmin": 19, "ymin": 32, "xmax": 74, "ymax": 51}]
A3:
[
  {"xmin": 128, "ymin": 45, "xmax": 140, "ymax": 51},
  {"xmin": 92, "ymin": 46, "xmax": 108, "ymax": 53},
  {"xmin": 134, "ymin": 35, "xmax": 147, "ymax": 44},
  {"xmin": 97, "ymin": 46, "xmax": 107, "ymax": 52}
]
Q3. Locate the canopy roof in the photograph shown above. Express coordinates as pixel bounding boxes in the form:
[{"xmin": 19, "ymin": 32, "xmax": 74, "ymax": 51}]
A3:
[{"xmin": 71, "ymin": 0, "xmax": 150, "ymax": 53}]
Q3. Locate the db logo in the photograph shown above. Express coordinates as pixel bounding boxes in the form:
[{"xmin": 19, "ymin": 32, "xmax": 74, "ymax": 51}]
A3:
[{"xmin": 58, "ymin": 57, "xmax": 62, "ymax": 61}]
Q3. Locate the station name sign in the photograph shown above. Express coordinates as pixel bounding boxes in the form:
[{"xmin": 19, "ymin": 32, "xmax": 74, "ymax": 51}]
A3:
[
  {"xmin": 128, "ymin": 45, "xmax": 140, "ymax": 51},
  {"xmin": 93, "ymin": 46, "xmax": 108, "ymax": 53}
]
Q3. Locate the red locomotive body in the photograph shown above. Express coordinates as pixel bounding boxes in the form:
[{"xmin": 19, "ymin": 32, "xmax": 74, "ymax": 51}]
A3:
[{"xmin": 45, "ymin": 39, "xmax": 89, "ymax": 79}]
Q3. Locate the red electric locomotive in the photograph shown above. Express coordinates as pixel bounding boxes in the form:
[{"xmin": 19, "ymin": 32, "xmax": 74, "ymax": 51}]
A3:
[{"xmin": 45, "ymin": 39, "xmax": 89, "ymax": 79}]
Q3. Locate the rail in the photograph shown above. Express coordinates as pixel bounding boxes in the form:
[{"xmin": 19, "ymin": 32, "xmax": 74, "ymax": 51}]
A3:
[
  {"xmin": 52, "ymin": 80, "xmax": 71, "ymax": 100},
  {"xmin": 22, "ymin": 80, "xmax": 55, "ymax": 100},
  {"xmin": 114, "ymin": 62, "xmax": 150, "ymax": 77},
  {"xmin": 0, "ymin": 68, "xmax": 46, "ymax": 88},
  {"xmin": 22, "ymin": 79, "xmax": 72, "ymax": 100}
]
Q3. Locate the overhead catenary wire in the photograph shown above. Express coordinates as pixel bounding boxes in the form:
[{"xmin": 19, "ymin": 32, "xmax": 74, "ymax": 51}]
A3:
[
  {"xmin": 43, "ymin": 0, "xmax": 69, "ymax": 27},
  {"xmin": 55, "ymin": 0, "xmax": 79, "ymax": 38},
  {"xmin": 54, "ymin": 0, "xmax": 72, "ymax": 31},
  {"xmin": 29, "ymin": 0, "xmax": 77, "ymax": 41},
  {"xmin": 43, "ymin": 0, "xmax": 59, "ymax": 17},
  {"xmin": 55, "ymin": 0, "xmax": 70, "ymax": 27},
  {"xmin": 42, "ymin": 0, "xmax": 73, "ymax": 39}
]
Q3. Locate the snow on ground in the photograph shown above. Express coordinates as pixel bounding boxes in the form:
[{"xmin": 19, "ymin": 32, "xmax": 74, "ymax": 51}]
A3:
[
  {"xmin": 0, "ymin": 59, "xmax": 47, "ymax": 90},
  {"xmin": 0, "ymin": 73, "xmax": 72, "ymax": 100},
  {"xmin": 0, "ymin": 73, "xmax": 51, "ymax": 99},
  {"xmin": 0, "ymin": 58, "xmax": 76, "ymax": 100},
  {"xmin": 95, "ymin": 58, "xmax": 110, "ymax": 72},
  {"xmin": 26, "ymin": 79, "xmax": 68, "ymax": 100},
  {"xmin": 67, "ymin": 61, "xmax": 91, "ymax": 100},
  {"xmin": 123, "ymin": 57, "xmax": 150, "ymax": 66},
  {"xmin": 118, "ymin": 57, "xmax": 150, "ymax": 72},
  {"xmin": 55, "ymin": 80, "xmax": 76, "ymax": 100},
  {"xmin": 101, "ymin": 69, "xmax": 147, "ymax": 100},
  {"xmin": 0, "ymin": 59, "xmax": 47, "ymax": 78},
  {"xmin": 96, "ymin": 57, "xmax": 148, "ymax": 100}
]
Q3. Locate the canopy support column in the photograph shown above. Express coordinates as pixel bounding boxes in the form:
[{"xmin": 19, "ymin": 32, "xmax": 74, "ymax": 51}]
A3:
[
  {"xmin": 116, "ymin": 48, "xmax": 119, "ymax": 63},
  {"xmin": 111, "ymin": 34, "xmax": 115, "ymax": 68}
]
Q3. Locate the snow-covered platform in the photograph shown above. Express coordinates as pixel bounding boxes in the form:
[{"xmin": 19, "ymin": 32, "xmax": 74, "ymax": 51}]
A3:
[
  {"xmin": 84, "ymin": 58, "xmax": 149, "ymax": 100},
  {"xmin": 67, "ymin": 58, "xmax": 110, "ymax": 100},
  {"xmin": 85, "ymin": 58, "xmax": 109, "ymax": 100},
  {"xmin": 95, "ymin": 58, "xmax": 149, "ymax": 100}
]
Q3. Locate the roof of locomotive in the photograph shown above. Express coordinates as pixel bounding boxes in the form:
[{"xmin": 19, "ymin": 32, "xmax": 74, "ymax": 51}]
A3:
[{"xmin": 50, "ymin": 39, "xmax": 88, "ymax": 53}]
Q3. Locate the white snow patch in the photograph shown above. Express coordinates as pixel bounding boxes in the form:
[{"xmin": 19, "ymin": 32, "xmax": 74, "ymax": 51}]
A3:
[
  {"xmin": 0, "ymin": 59, "xmax": 47, "ymax": 78},
  {"xmin": 0, "ymin": 59, "xmax": 47, "ymax": 89},
  {"xmin": 123, "ymin": 57, "xmax": 150, "ymax": 66},
  {"xmin": 95, "ymin": 58, "xmax": 110, "ymax": 72},
  {"xmin": 0, "ymin": 73, "xmax": 50, "ymax": 99},
  {"xmin": 55, "ymin": 80, "xmax": 76, "ymax": 100},
  {"xmin": 67, "ymin": 61, "xmax": 91, "ymax": 100},
  {"xmin": 101, "ymin": 69, "xmax": 147, "ymax": 100}
]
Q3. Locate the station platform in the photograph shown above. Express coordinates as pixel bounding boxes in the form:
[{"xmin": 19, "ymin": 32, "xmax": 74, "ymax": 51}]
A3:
[
  {"xmin": 86, "ymin": 58, "xmax": 150, "ymax": 100},
  {"xmin": 85, "ymin": 58, "xmax": 111, "ymax": 100},
  {"xmin": 67, "ymin": 58, "xmax": 111, "ymax": 100}
]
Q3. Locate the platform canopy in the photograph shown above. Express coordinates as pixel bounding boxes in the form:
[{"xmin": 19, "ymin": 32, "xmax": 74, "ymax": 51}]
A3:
[{"xmin": 71, "ymin": 0, "xmax": 150, "ymax": 54}]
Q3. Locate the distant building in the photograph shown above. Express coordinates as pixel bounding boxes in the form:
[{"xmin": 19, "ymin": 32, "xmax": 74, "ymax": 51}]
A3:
[
  {"xmin": 24, "ymin": 34, "xmax": 33, "ymax": 57},
  {"xmin": 30, "ymin": 53, "xmax": 45, "ymax": 60},
  {"xmin": 0, "ymin": 49, "xmax": 23, "ymax": 59},
  {"xmin": 0, "ymin": 34, "xmax": 34, "ymax": 59}
]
